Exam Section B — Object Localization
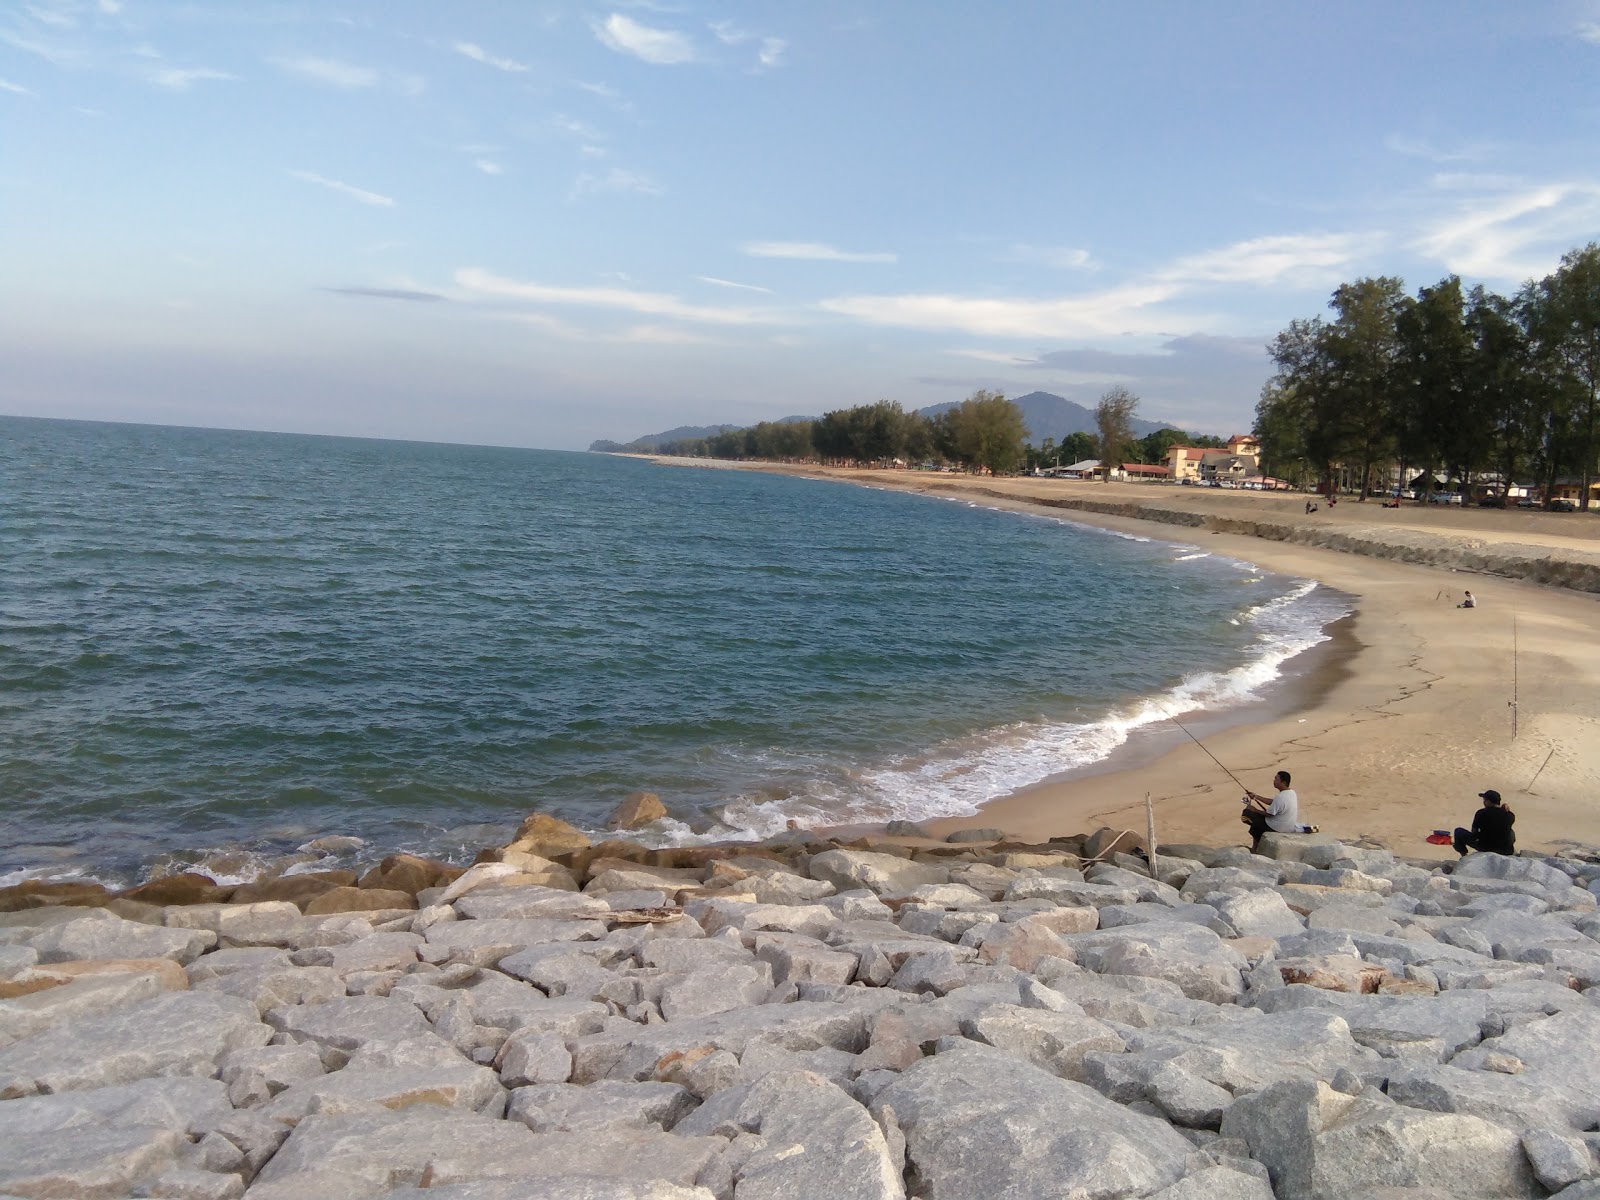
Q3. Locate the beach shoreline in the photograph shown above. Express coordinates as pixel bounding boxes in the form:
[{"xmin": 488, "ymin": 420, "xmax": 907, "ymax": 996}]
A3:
[{"xmin": 645, "ymin": 458, "xmax": 1600, "ymax": 860}]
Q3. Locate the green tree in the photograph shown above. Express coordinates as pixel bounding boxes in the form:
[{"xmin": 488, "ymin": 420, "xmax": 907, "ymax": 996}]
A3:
[
  {"xmin": 947, "ymin": 390, "xmax": 1028, "ymax": 473},
  {"xmin": 1324, "ymin": 277, "xmax": 1406, "ymax": 499},
  {"xmin": 1136, "ymin": 427, "xmax": 1192, "ymax": 465},
  {"xmin": 1253, "ymin": 377, "xmax": 1313, "ymax": 488},
  {"xmin": 1393, "ymin": 276, "xmax": 1476, "ymax": 494},
  {"xmin": 1093, "ymin": 385, "xmax": 1140, "ymax": 477},
  {"xmin": 1535, "ymin": 243, "xmax": 1600, "ymax": 508},
  {"xmin": 1059, "ymin": 431, "xmax": 1096, "ymax": 463}
]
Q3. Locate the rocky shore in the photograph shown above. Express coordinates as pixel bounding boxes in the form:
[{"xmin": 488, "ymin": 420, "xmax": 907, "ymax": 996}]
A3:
[{"xmin": 4, "ymin": 815, "xmax": 1600, "ymax": 1199}]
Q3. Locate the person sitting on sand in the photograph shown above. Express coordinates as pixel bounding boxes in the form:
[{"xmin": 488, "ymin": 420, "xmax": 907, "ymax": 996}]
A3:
[
  {"xmin": 1242, "ymin": 769, "xmax": 1318, "ymax": 853},
  {"xmin": 1454, "ymin": 789, "xmax": 1515, "ymax": 857},
  {"xmin": 1459, "ymin": 590, "xmax": 1476, "ymax": 608}
]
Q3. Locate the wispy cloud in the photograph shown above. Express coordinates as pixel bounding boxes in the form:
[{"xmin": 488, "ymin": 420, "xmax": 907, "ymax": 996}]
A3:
[
  {"xmin": 475, "ymin": 159, "xmax": 504, "ymax": 175},
  {"xmin": 594, "ymin": 14, "xmax": 695, "ymax": 65},
  {"xmin": 1004, "ymin": 244, "xmax": 1094, "ymax": 270},
  {"xmin": 0, "ymin": 28, "xmax": 82, "ymax": 66},
  {"xmin": 1574, "ymin": 21, "xmax": 1600, "ymax": 43},
  {"xmin": 742, "ymin": 241, "xmax": 896, "ymax": 264},
  {"xmin": 271, "ymin": 56, "xmax": 378, "ymax": 88},
  {"xmin": 697, "ymin": 275, "xmax": 774, "ymax": 294},
  {"xmin": 946, "ymin": 348, "xmax": 1038, "ymax": 365},
  {"xmin": 570, "ymin": 167, "xmax": 662, "ymax": 199},
  {"xmin": 24, "ymin": 4, "xmax": 77, "ymax": 30},
  {"xmin": 454, "ymin": 41, "xmax": 528, "ymax": 73},
  {"xmin": 817, "ymin": 282, "xmax": 1182, "ymax": 339},
  {"xmin": 143, "ymin": 65, "xmax": 237, "ymax": 91},
  {"xmin": 324, "ymin": 286, "xmax": 446, "ymax": 302},
  {"xmin": 757, "ymin": 37, "xmax": 787, "ymax": 68},
  {"xmin": 552, "ymin": 113, "xmax": 605, "ymax": 141},
  {"xmin": 1413, "ymin": 179, "xmax": 1600, "ymax": 280},
  {"xmin": 709, "ymin": 20, "xmax": 786, "ymax": 68},
  {"xmin": 0, "ymin": 78, "xmax": 34, "ymax": 95},
  {"xmin": 456, "ymin": 267, "xmax": 776, "ymax": 326},
  {"xmin": 289, "ymin": 170, "xmax": 396, "ymax": 208},
  {"xmin": 1158, "ymin": 232, "xmax": 1372, "ymax": 287},
  {"xmin": 577, "ymin": 79, "xmax": 633, "ymax": 114},
  {"xmin": 1384, "ymin": 133, "xmax": 1488, "ymax": 164}
]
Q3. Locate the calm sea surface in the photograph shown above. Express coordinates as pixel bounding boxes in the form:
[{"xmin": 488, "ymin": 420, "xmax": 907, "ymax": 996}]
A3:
[{"xmin": 0, "ymin": 417, "xmax": 1348, "ymax": 884}]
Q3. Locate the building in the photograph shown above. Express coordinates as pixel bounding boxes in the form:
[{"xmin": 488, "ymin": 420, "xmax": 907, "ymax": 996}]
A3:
[
  {"xmin": 1166, "ymin": 446, "xmax": 1208, "ymax": 482},
  {"xmin": 1199, "ymin": 450, "xmax": 1257, "ymax": 484},
  {"xmin": 1225, "ymin": 434, "xmax": 1261, "ymax": 457},
  {"xmin": 1121, "ymin": 462, "xmax": 1171, "ymax": 481}
]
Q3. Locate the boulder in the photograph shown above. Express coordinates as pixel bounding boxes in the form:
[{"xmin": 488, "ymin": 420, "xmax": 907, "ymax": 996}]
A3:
[
  {"xmin": 262, "ymin": 1061, "xmax": 505, "ymax": 1124},
  {"xmin": 675, "ymin": 1069, "xmax": 904, "ymax": 1199},
  {"xmin": 0, "ymin": 989, "xmax": 268, "ymax": 1098},
  {"xmin": 1, "ymin": 967, "xmax": 187, "ymax": 1041},
  {"xmin": 1254, "ymin": 832, "xmax": 1346, "ymax": 863},
  {"xmin": 0, "ymin": 1076, "xmax": 232, "ymax": 1136},
  {"xmin": 1453, "ymin": 853, "xmax": 1575, "ymax": 891},
  {"xmin": 1312, "ymin": 1098, "xmax": 1542, "ymax": 1198},
  {"xmin": 505, "ymin": 813, "xmax": 593, "ymax": 859},
  {"xmin": 303, "ymin": 887, "xmax": 416, "ymax": 915},
  {"xmin": 608, "ymin": 793, "xmax": 668, "ymax": 830},
  {"xmin": 1084, "ymin": 828, "xmax": 1146, "ymax": 860},
  {"xmin": 452, "ymin": 888, "xmax": 611, "ymax": 922},
  {"xmin": 508, "ymin": 1079, "xmax": 696, "ymax": 1135},
  {"xmin": 946, "ymin": 827, "xmax": 1007, "ymax": 844},
  {"xmin": 872, "ymin": 1045, "xmax": 1193, "ymax": 1199},
  {"xmin": 0, "ymin": 1125, "xmax": 187, "ymax": 1199},
  {"xmin": 1215, "ymin": 890, "xmax": 1303, "ymax": 939},
  {"xmin": 884, "ymin": 820, "xmax": 933, "ymax": 839},
  {"xmin": 807, "ymin": 850, "xmax": 948, "ymax": 896},
  {"xmin": 117, "ymin": 872, "xmax": 233, "ymax": 906},
  {"xmin": 265, "ymin": 996, "xmax": 436, "ymax": 1068},
  {"xmin": 960, "ymin": 1003, "xmax": 1125, "ymax": 1081},
  {"xmin": 21, "ymin": 910, "xmax": 217, "ymax": 965}
]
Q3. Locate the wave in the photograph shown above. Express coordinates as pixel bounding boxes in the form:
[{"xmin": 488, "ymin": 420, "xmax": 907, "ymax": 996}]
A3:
[{"xmin": 687, "ymin": 579, "xmax": 1350, "ymax": 843}]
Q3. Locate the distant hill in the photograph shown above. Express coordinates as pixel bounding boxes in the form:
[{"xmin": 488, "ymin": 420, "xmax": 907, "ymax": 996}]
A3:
[
  {"xmin": 918, "ymin": 391, "xmax": 1170, "ymax": 443},
  {"xmin": 589, "ymin": 416, "xmax": 815, "ymax": 453}
]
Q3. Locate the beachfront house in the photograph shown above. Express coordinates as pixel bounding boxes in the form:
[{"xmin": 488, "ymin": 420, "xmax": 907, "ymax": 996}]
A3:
[
  {"xmin": 1166, "ymin": 445, "xmax": 1208, "ymax": 482},
  {"xmin": 1060, "ymin": 458, "xmax": 1102, "ymax": 480},
  {"xmin": 1198, "ymin": 450, "xmax": 1257, "ymax": 485},
  {"xmin": 1121, "ymin": 462, "xmax": 1171, "ymax": 482},
  {"xmin": 1225, "ymin": 434, "xmax": 1261, "ymax": 457}
]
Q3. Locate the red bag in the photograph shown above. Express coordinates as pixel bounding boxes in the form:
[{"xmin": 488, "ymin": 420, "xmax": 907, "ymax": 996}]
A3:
[{"xmin": 1425, "ymin": 832, "xmax": 1453, "ymax": 846}]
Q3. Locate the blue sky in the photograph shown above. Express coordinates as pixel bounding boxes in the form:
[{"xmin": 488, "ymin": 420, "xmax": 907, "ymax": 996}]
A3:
[{"xmin": 4, "ymin": 1, "xmax": 1599, "ymax": 450}]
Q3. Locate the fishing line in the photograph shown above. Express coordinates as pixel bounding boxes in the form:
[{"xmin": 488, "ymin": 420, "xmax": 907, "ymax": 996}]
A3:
[{"xmin": 1166, "ymin": 715, "xmax": 1253, "ymax": 794}]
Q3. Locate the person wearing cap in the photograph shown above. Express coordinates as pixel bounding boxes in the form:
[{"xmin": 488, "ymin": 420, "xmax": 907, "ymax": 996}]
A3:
[{"xmin": 1453, "ymin": 789, "xmax": 1515, "ymax": 856}]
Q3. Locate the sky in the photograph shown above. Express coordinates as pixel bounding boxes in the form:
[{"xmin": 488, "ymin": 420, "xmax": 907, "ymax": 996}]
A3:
[{"xmin": 4, "ymin": 2, "xmax": 1600, "ymax": 450}]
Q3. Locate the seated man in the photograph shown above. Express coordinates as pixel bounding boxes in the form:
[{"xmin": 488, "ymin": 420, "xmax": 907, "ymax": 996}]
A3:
[
  {"xmin": 1458, "ymin": 590, "xmax": 1476, "ymax": 608},
  {"xmin": 1242, "ymin": 770, "xmax": 1318, "ymax": 854},
  {"xmin": 1455, "ymin": 789, "xmax": 1515, "ymax": 856}
]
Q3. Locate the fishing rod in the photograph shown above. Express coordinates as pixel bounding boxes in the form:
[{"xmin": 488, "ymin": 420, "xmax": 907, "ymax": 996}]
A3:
[{"xmin": 1167, "ymin": 715, "xmax": 1254, "ymax": 794}]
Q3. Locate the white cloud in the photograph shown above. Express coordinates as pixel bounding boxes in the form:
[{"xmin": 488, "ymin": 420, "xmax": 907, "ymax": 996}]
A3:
[
  {"xmin": 1383, "ymin": 133, "xmax": 1486, "ymax": 163},
  {"xmin": 1159, "ymin": 233, "xmax": 1372, "ymax": 286},
  {"xmin": 570, "ymin": 167, "xmax": 662, "ymax": 198},
  {"xmin": 98, "ymin": 0, "xmax": 121, "ymax": 11},
  {"xmin": 475, "ymin": 159, "xmax": 504, "ymax": 175},
  {"xmin": 454, "ymin": 41, "xmax": 528, "ymax": 73},
  {"xmin": 742, "ymin": 241, "xmax": 896, "ymax": 264},
  {"xmin": 25, "ymin": 5, "xmax": 77, "ymax": 29},
  {"xmin": 697, "ymin": 275, "xmax": 774, "ymax": 294},
  {"xmin": 0, "ymin": 78, "xmax": 34, "ymax": 95},
  {"xmin": 1575, "ymin": 21, "xmax": 1600, "ymax": 42},
  {"xmin": 818, "ymin": 282, "xmax": 1182, "ymax": 339},
  {"xmin": 552, "ymin": 113, "xmax": 605, "ymax": 141},
  {"xmin": 946, "ymin": 348, "xmax": 1038, "ymax": 365},
  {"xmin": 758, "ymin": 37, "xmax": 786, "ymax": 67},
  {"xmin": 0, "ymin": 29, "xmax": 81, "ymax": 65},
  {"xmin": 289, "ymin": 169, "xmax": 396, "ymax": 208},
  {"xmin": 271, "ymin": 56, "xmax": 378, "ymax": 88},
  {"xmin": 1413, "ymin": 180, "xmax": 1600, "ymax": 280},
  {"xmin": 594, "ymin": 14, "xmax": 695, "ymax": 65},
  {"xmin": 144, "ymin": 65, "xmax": 236, "ymax": 90},
  {"xmin": 1005, "ymin": 243, "xmax": 1094, "ymax": 269},
  {"xmin": 579, "ymin": 144, "xmax": 607, "ymax": 159},
  {"xmin": 456, "ymin": 267, "xmax": 776, "ymax": 326},
  {"xmin": 709, "ymin": 20, "xmax": 748, "ymax": 45}
]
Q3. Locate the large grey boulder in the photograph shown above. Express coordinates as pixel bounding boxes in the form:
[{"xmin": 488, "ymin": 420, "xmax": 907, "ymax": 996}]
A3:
[
  {"xmin": 0, "ymin": 968, "xmax": 182, "ymax": 1043},
  {"xmin": 1147, "ymin": 1164, "xmax": 1276, "ymax": 1199},
  {"xmin": 959, "ymin": 1002, "xmax": 1125, "ymax": 1081},
  {"xmin": 16, "ymin": 909, "xmax": 216, "ymax": 965},
  {"xmin": 871, "ymin": 1044, "xmax": 1194, "ymax": 1199},
  {"xmin": 1453, "ymin": 853, "xmax": 1575, "ymax": 891},
  {"xmin": 1522, "ymin": 1128, "xmax": 1598, "ymax": 1192},
  {"xmin": 0, "ymin": 1076, "xmax": 232, "ymax": 1136},
  {"xmin": 1220, "ymin": 1079, "xmax": 1359, "ymax": 1200},
  {"xmin": 807, "ymin": 850, "xmax": 948, "ymax": 896},
  {"xmin": 193, "ymin": 963, "xmax": 345, "ymax": 1015},
  {"xmin": 1386, "ymin": 1062, "xmax": 1600, "ymax": 1134},
  {"xmin": 422, "ymin": 918, "xmax": 607, "ymax": 966},
  {"xmin": 261, "ymin": 1060, "xmax": 505, "ymax": 1124},
  {"xmin": 1312, "ymin": 1098, "xmax": 1542, "ymax": 1198},
  {"xmin": 0, "ymin": 990, "xmax": 268, "ymax": 1098},
  {"xmin": 0, "ymin": 1124, "xmax": 188, "ymax": 1199},
  {"xmin": 676, "ymin": 1069, "xmax": 904, "ymax": 1199},
  {"xmin": 1215, "ymin": 890, "xmax": 1303, "ymax": 938},
  {"xmin": 264, "ymin": 995, "xmax": 434, "ymax": 1068},
  {"xmin": 1066, "ymin": 924, "xmax": 1247, "ymax": 1004},
  {"xmin": 451, "ymin": 887, "xmax": 611, "ymax": 921},
  {"xmin": 382, "ymin": 1182, "xmax": 716, "ymax": 1200},
  {"xmin": 507, "ymin": 1080, "xmax": 696, "ymax": 1134},
  {"xmin": 1249, "ymin": 984, "xmax": 1489, "ymax": 1056},
  {"xmin": 250, "ymin": 1108, "xmax": 541, "ymax": 1192}
]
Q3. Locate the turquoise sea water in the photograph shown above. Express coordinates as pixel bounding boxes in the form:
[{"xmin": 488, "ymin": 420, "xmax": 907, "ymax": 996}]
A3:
[{"xmin": 0, "ymin": 417, "xmax": 1348, "ymax": 884}]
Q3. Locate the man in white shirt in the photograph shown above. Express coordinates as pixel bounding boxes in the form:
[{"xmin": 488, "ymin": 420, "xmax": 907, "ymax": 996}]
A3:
[{"xmin": 1243, "ymin": 770, "xmax": 1317, "ymax": 853}]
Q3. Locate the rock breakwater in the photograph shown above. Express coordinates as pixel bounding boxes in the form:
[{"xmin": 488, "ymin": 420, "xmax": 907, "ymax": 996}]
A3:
[
  {"xmin": 3, "ymin": 817, "xmax": 1600, "ymax": 1198},
  {"xmin": 937, "ymin": 484, "xmax": 1600, "ymax": 594}
]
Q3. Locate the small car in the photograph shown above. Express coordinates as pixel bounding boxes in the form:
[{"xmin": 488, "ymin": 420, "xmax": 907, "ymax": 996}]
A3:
[{"xmin": 1550, "ymin": 498, "xmax": 1578, "ymax": 512}]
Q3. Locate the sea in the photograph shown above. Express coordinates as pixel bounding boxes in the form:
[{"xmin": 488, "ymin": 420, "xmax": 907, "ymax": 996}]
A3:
[{"xmin": 0, "ymin": 416, "xmax": 1351, "ymax": 886}]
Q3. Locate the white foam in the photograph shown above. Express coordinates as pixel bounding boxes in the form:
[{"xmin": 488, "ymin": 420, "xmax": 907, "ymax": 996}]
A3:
[{"xmin": 704, "ymin": 577, "xmax": 1349, "ymax": 841}]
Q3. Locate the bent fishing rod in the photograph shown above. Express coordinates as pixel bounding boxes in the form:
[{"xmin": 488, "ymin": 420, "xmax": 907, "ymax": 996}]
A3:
[{"xmin": 1166, "ymin": 714, "xmax": 1255, "ymax": 794}]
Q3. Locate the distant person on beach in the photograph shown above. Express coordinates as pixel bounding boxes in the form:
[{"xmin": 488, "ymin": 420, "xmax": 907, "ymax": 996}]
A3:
[
  {"xmin": 1242, "ymin": 770, "xmax": 1318, "ymax": 853},
  {"xmin": 1454, "ymin": 789, "xmax": 1515, "ymax": 856},
  {"xmin": 1459, "ymin": 591, "xmax": 1476, "ymax": 608}
]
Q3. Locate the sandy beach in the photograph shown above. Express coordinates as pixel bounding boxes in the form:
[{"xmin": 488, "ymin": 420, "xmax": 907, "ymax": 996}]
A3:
[{"xmin": 648, "ymin": 460, "xmax": 1600, "ymax": 860}]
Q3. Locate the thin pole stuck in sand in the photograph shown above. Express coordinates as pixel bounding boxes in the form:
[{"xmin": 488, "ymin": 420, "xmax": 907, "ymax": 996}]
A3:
[
  {"xmin": 1511, "ymin": 612, "xmax": 1519, "ymax": 740},
  {"xmin": 1144, "ymin": 792, "xmax": 1159, "ymax": 882},
  {"xmin": 1525, "ymin": 746, "xmax": 1556, "ymax": 794}
]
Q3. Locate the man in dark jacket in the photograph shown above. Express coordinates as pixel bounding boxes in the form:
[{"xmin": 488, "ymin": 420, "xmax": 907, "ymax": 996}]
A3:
[{"xmin": 1454, "ymin": 789, "xmax": 1515, "ymax": 856}]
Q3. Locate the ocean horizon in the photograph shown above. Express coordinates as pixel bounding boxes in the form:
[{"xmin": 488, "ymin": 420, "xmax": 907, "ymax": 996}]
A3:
[{"xmin": 0, "ymin": 416, "xmax": 1349, "ymax": 885}]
